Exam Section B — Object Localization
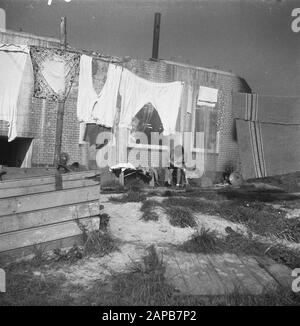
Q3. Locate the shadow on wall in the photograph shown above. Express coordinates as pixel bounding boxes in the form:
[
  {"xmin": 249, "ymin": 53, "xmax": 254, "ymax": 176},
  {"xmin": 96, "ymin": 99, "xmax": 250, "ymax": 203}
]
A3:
[
  {"xmin": 0, "ymin": 136, "xmax": 32, "ymax": 167},
  {"xmin": 232, "ymin": 77, "xmax": 252, "ymax": 142}
]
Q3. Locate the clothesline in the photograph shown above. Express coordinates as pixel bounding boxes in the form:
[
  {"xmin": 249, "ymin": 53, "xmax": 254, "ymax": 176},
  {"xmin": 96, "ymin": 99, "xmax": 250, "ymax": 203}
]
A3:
[
  {"xmin": 65, "ymin": 46, "xmax": 128, "ymax": 64},
  {"xmin": 77, "ymin": 53, "xmax": 185, "ymax": 135},
  {"xmin": 0, "ymin": 42, "xmax": 220, "ymax": 144}
]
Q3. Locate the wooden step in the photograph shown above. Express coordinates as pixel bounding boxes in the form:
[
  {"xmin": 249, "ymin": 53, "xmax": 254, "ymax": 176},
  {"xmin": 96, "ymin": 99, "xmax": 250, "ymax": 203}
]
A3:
[
  {"xmin": 0, "ymin": 184, "xmax": 100, "ymax": 216},
  {"xmin": 0, "ymin": 216, "xmax": 100, "ymax": 252},
  {"xmin": 0, "ymin": 170, "xmax": 99, "ymax": 189},
  {"xmin": 0, "ymin": 201, "xmax": 99, "ymax": 234}
]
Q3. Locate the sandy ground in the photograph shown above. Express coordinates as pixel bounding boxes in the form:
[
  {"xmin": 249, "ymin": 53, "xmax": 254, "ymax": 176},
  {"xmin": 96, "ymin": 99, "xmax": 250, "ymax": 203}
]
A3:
[{"xmin": 39, "ymin": 193, "xmax": 297, "ymax": 295}]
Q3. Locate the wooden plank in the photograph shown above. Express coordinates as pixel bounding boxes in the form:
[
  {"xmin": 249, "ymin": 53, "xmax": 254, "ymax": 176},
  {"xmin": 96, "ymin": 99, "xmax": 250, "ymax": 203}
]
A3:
[
  {"xmin": 0, "ymin": 200, "xmax": 99, "ymax": 234},
  {"xmin": 0, "ymin": 234, "xmax": 83, "ymax": 265},
  {"xmin": 255, "ymin": 256, "xmax": 293, "ymax": 289},
  {"xmin": 0, "ymin": 178, "xmax": 99, "ymax": 198},
  {"xmin": 0, "ymin": 169, "xmax": 99, "ymax": 189},
  {"xmin": 0, "ymin": 216, "xmax": 100, "ymax": 252},
  {"xmin": 0, "ymin": 184, "xmax": 100, "ymax": 216}
]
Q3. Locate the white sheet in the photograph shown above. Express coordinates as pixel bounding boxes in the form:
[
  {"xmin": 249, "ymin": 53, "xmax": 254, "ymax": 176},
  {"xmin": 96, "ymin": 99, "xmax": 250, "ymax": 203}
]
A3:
[
  {"xmin": 92, "ymin": 63, "xmax": 122, "ymax": 128},
  {"xmin": 77, "ymin": 54, "xmax": 97, "ymax": 123},
  {"xmin": 186, "ymin": 84, "xmax": 193, "ymax": 114},
  {"xmin": 119, "ymin": 69, "xmax": 183, "ymax": 135},
  {"xmin": 0, "ymin": 44, "xmax": 29, "ymax": 141},
  {"xmin": 41, "ymin": 57, "xmax": 65, "ymax": 94},
  {"xmin": 197, "ymin": 86, "xmax": 218, "ymax": 108}
]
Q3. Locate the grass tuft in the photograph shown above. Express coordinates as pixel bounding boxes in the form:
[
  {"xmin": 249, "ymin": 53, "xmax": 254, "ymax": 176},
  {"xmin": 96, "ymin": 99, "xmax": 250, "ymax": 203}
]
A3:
[
  {"xmin": 74, "ymin": 214, "xmax": 119, "ymax": 257},
  {"xmin": 109, "ymin": 190, "xmax": 146, "ymax": 203},
  {"xmin": 83, "ymin": 230, "xmax": 119, "ymax": 256},
  {"xmin": 140, "ymin": 200, "xmax": 160, "ymax": 222},
  {"xmin": 177, "ymin": 227, "xmax": 300, "ymax": 270},
  {"xmin": 80, "ymin": 245, "xmax": 174, "ymax": 306},
  {"xmin": 178, "ymin": 227, "xmax": 220, "ymax": 253},
  {"xmin": 162, "ymin": 196, "xmax": 300, "ymax": 242},
  {"xmin": 164, "ymin": 206, "xmax": 196, "ymax": 228}
]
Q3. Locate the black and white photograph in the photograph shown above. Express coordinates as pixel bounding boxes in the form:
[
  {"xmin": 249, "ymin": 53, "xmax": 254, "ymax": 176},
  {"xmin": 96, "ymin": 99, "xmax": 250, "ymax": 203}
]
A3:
[{"xmin": 0, "ymin": 0, "xmax": 300, "ymax": 309}]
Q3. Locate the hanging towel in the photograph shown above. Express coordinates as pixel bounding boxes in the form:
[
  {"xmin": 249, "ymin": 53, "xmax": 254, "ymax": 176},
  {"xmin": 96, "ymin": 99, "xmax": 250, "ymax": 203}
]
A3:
[
  {"xmin": 78, "ymin": 122, "xmax": 87, "ymax": 144},
  {"xmin": 77, "ymin": 54, "xmax": 98, "ymax": 123},
  {"xmin": 0, "ymin": 44, "xmax": 30, "ymax": 142},
  {"xmin": 119, "ymin": 68, "xmax": 183, "ymax": 135},
  {"xmin": 233, "ymin": 93, "xmax": 300, "ymax": 125},
  {"xmin": 197, "ymin": 86, "xmax": 218, "ymax": 108},
  {"xmin": 30, "ymin": 46, "xmax": 79, "ymax": 102},
  {"xmin": 186, "ymin": 84, "xmax": 193, "ymax": 114},
  {"xmin": 233, "ymin": 93, "xmax": 300, "ymax": 179},
  {"xmin": 92, "ymin": 63, "xmax": 122, "ymax": 128}
]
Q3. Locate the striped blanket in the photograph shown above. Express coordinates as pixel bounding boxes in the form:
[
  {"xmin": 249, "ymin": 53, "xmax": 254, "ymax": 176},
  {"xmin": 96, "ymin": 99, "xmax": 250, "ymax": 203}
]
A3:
[{"xmin": 233, "ymin": 93, "xmax": 300, "ymax": 179}]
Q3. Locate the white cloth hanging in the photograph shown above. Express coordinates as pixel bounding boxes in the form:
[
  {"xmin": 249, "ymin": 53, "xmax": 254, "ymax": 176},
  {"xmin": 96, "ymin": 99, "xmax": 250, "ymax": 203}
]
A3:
[
  {"xmin": 40, "ymin": 56, "xmax": 65, "ymax": 94},
  {"xmin": 186, "ymin": 84, "xmax": 193, "ymax": 114},
  {"xmin": 0, "ymin": 44, "xmax": 30, "ymax": 142},
  {"xmin": 197, "ymin": 86, "xmax": 218, "ymax": 108},
  {"xmin": 92, "ymin": 64, "xmax": 122, "ymax": 128},
  {"xmin": 77, "ymin": 55, "xmax": 122, "ymax": 129},
  {"xmin": 77, "ymin": 54, "xmax": 97, "ymax": 123},
  {"xmin": 119, "ymin": 68, "xmax": 183, "ymax": 135}
]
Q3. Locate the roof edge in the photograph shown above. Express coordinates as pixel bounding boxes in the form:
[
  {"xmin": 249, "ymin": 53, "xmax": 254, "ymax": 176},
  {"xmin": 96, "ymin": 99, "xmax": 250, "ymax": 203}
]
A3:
[
  {"xmin": 0, "ymin": 28, "xmax": 60, "ymax": 44},
  {"xmin": 162, "ymin": 59, "xmax": 239, "ymax": 78}
]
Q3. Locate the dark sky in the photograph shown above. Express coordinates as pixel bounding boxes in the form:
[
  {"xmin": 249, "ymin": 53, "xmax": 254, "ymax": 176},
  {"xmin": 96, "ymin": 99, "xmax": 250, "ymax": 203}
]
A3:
[{"xmin": 0, "ymin": 0, "xmax": 299, "ymax": 96}]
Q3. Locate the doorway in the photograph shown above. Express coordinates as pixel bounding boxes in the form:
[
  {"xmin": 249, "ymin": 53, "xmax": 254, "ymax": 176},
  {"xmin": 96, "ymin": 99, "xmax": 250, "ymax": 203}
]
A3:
[{"xmin": 0, "ymin": 136, "xmax": 33, "ymax": 167}]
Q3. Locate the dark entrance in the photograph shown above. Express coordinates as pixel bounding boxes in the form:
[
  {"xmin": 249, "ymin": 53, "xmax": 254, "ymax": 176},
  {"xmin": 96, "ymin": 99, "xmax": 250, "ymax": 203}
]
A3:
[{"xmin": 0, "ymin": 136, "xmax": 33, "ymax": 167}]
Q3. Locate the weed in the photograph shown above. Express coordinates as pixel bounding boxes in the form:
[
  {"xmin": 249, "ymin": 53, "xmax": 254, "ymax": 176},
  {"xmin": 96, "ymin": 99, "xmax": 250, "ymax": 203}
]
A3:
[
  {"xmin": 53, "ymin": 245, "xmax": 83, "ymax": 262},
  {"xmin": 219, "ymin": 202, "xmax": 300, "ymax": 242},
  {"xmin": 140, "ymin": 200, "xmax": 160, "ymax": 222},
  {"xmin": 30, "ymin": 243, "xmax": 50, "ymax": 266},
  {"xmin": 99, "ymin": 213, "xmax": 110, "ymax": 231},
  {"xmin": 109, "ymin": 190, "xmax": 146, "ymax": 203},
  {"xmin": 201, "ymin": 288, "xmax": 300, "ymax": 306},
  {"xmin": 0, "ymin": 269, "xmax": 71, "ymax": 306},
  {"xmin": 164, "ymin": 206, "xmax": 196, "ymax": 228},
  {"xmin": 162, "ymin": 196, "xmax": 300, "ymax": 242},
  {"xmin": 83, "ymin": 230, "xmax": 119, "ymax": 256},
  {"xmin": 81, "ymin": 245, "xmax": 174, "ymax": 306},
  {"xmin": 177, "ymin": 228, "xmax": 300, "ymax": 270},
  {"xmin": 162, "ymin": 190, "xmax": 173, "ymax": 197},
  {"xmin": 218, "ymin": 189, "xmax": 297, "ymax": 203},
  {"xmin": 177, "ymin": 227, "xmax": 220, "ymax": 253},
  {"xmin": 74, "ymin": 215, "xmax": 118, "ymax": 257}
]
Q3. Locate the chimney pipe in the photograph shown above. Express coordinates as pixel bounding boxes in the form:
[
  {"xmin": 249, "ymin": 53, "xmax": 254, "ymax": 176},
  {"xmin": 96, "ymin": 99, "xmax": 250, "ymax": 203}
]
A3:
[
  {"xmin": 60, "ymin": 16, "xmax": 67, "ymax": 49},
  {"xmin": 152, "ymin": 13, "xmax": 161, "ymax": 60}
]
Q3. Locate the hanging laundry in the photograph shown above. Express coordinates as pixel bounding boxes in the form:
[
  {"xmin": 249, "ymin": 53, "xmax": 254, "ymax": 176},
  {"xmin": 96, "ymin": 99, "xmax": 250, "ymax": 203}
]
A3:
[
  {"xmin": 233, "ymin": 93, "xmax": 300, "ymax": 124},
  {"xmin": 84, "ymin": 123, "xmax": 112, "ymax": 146},
  {"xmin": 233, "ymin": 93, "xmax": 300, "ymax": 179},
  {"xmin": 186, "ymin": 84, "xmax": 193, "ymax": 114},
  {"xmin": 78, "ymin": 122, "xmax": 87, "ymax": 144},
  {"xmin": 92, "ymin": 63, "xmax": 122, "ymax": 128},
  {"xmin": 197, "ymin": 86, "xmax": 218, "ymax": 108},
  {"xmin": 119, "ymin": 69, "xmax": 183, "ymax": 135},
  {"xmin": 30, "ymin": 46, "xmax": 80, "ymax": 102},
  {"xmin": 0, "ymin": 44, "xmax": 30, "ymax": 142},
  {"xmin": 77, "ymin": 54, "xmax": 98, "ymax": 123}
]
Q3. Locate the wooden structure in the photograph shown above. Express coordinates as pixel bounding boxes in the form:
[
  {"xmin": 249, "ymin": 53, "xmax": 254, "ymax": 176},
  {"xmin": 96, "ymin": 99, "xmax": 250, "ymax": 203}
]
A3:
[{"xmin": 0, "ymin": 170, "xmax": 101, "ymax": 262}]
